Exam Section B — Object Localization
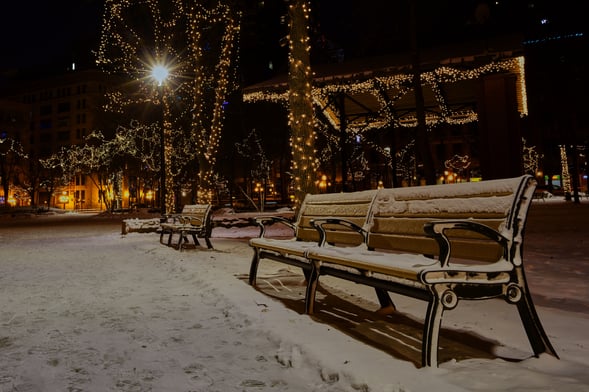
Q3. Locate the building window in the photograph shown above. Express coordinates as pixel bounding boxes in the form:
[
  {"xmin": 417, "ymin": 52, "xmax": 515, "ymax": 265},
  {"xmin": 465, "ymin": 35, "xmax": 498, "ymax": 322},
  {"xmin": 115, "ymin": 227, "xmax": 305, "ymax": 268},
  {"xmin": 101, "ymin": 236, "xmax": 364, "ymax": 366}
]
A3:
[
  {"xmin": 40, "ymin": 133, "xmax": 51, "ymax": 143},
  {"xmin": 75, "ymin": 190, "xmax": 86, "ymax": 208},
  {"xmin": 57, "ymin": 102, "xmax": 71, "ymax": 113},
  {"xmin": 57, "ymin": 131, "xmax": 70, "ymax": 141},
  {"xmin": 39, "ymin": 119, "xmax": 52, "ymax": 129},
  {"xmin": 57, "ymin": 117, "xmax": 70, "ymax": 127},
  {"xmin": 75, "ymin": 175, "xmax": 86, "ymax": 186},
  {"xmin": 75, "ymin": 128, "xmax": 87, "ymax": 139},
  {"xmin": 40, "ymin": 105, "xmax": 52, "ymax": 115}
]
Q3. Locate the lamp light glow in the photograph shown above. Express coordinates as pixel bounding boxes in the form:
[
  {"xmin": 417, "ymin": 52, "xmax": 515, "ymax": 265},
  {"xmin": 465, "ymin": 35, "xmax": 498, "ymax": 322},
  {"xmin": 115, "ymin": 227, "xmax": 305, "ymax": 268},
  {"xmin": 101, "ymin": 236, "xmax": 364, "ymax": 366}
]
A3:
[{"xmin": 151, "ymin": 65, "xmax": 169, "ymax": 86}]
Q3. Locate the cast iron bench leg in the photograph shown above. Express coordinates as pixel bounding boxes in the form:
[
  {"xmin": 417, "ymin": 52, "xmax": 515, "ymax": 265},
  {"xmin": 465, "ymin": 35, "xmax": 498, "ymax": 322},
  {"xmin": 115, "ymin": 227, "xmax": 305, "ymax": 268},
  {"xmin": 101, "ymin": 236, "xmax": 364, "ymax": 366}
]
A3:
[
  {"xmin": 249, "ymin": 249, "xmax": 261, "ymax": 286},
  {"xmin": 422, "ymin": 293, "xmax": 444, "ymax": 368},
  {"xmin": 517, "ymin": 287, "xmax": 559, "ymax": 358},
  {"xmin": 305, "ymin": 261, "xmax": 321, "ymax": 314}
]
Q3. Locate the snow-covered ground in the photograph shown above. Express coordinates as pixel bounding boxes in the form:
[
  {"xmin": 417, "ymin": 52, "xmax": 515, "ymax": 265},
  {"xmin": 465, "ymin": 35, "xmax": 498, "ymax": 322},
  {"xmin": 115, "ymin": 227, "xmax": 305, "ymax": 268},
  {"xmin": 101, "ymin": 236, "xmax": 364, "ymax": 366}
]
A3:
[{"xmin": 1, "ymin": 197, "xmax": 588, "ymax": 391}]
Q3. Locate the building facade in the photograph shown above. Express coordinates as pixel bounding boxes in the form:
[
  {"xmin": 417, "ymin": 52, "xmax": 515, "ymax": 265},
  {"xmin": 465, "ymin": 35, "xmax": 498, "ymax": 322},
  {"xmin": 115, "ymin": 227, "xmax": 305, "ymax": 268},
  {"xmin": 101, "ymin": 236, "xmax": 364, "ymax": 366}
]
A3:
[{"xmin": 1, "ymin": 69, "xmax": 116, "ymax": 210}]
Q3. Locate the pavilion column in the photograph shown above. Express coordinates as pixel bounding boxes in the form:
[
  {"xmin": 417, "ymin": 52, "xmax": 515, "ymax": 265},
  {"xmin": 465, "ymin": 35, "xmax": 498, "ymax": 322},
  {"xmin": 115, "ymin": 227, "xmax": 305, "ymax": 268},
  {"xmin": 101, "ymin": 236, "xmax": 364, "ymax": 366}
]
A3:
[
  {"xmin": 477, "ymin": 73, "xmax": 523, "ymax": 179},
  {"xmin": 338, "ymin": 92, "xmax": 348, "ymax": 192}
]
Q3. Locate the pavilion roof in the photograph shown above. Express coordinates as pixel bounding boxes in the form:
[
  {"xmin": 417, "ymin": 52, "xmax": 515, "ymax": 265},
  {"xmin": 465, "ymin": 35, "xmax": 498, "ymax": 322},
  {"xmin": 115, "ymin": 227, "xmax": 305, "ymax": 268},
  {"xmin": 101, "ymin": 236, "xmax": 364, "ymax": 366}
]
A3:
[{"xmin": 243, "ymin": 35, "xmax": 526, "ymax": 131}]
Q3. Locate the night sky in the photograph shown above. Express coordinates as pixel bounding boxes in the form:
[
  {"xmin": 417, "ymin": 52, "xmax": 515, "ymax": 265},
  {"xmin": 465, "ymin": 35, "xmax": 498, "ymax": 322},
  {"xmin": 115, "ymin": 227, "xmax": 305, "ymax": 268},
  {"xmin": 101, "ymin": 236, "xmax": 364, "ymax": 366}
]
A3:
[
  {"xmin": 0, "ymin": 1, "xmax": 586, "ymax": 79},
  {"xmin": 0, "ymin": 1, "xmax": 102, "ymax": 71}
]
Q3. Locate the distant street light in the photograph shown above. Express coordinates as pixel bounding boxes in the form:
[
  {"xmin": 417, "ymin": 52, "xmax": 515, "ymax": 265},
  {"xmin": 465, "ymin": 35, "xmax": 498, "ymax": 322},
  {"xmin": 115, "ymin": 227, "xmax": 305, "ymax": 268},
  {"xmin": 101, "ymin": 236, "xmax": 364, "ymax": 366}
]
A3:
[{"xmin": 151, "ymin": 63, "xmax": 170, "ymax": 214}]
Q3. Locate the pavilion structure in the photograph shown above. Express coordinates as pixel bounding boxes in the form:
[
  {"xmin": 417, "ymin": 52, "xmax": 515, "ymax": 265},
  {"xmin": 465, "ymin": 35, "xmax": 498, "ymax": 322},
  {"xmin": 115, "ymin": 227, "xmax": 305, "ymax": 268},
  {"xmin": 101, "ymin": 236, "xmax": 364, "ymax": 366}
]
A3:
[{"xmin": 243, "ymin": 37, "xmax": 528, "ymax": 190}]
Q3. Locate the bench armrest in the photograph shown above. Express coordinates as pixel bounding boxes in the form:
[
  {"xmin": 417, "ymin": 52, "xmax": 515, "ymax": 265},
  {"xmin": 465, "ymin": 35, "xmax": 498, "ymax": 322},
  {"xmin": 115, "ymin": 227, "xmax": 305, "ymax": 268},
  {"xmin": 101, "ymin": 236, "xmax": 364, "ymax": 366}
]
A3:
[
  {"xmin": 253, "ymin": 216, "xmax": 296, "ymax": 238},
  {"xmin": 310, "ymin": 218, "xmax": 368, "ymax": 247},
  {"xmin": 163, "ymin": 213, "xmax": 188, "ymax": 224},
  {"xmin": 424, "ymin": 220, "xmax": 509, "ymax": 267}
]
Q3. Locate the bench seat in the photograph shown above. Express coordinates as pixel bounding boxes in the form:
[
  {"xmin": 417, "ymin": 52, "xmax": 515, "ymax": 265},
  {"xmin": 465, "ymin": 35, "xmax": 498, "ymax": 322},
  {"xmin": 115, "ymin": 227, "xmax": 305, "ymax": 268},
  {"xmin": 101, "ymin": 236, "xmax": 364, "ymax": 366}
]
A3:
[{"xmin": 305, "ymin": 245, "xmax": 514, "ymax": 284}]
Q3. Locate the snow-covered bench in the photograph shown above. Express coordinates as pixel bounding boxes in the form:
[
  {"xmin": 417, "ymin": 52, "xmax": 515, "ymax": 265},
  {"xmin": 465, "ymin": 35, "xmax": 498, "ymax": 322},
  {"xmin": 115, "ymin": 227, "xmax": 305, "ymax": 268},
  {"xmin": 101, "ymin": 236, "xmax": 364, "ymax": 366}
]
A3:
[
  {"xmin": 121, "ymin": 217, "xmax": 161, "ymax": 234},
  {"xmin": 304, "ymin": 175, "xmax": 558, "ymax": 367},
  {"xmin": 159, "ymin": 204, "xmax": 214, "ymax": 251},
  {"xmin": 248, "ymin": 190, "xmax": 378, "ymax": 286}
]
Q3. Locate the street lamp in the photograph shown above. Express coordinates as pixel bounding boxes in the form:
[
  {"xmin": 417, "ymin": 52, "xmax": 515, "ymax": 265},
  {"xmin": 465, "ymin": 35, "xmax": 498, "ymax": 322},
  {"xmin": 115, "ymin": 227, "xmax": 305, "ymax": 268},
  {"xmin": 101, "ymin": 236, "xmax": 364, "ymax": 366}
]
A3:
[
  {"xmin": 151, "ymin": 65, "xmax": 169, "ymax": 86},
  {"xmin": 151, "ymin": 63, "xmax": 169, "ymax": 215}
]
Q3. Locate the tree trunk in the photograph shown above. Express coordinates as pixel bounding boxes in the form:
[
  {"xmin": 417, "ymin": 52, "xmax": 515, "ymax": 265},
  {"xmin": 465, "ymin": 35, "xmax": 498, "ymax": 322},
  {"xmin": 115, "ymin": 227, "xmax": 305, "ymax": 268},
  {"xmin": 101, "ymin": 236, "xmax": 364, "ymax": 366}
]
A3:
[{"xmin": 288, "ymin": 0, "xmax": 317, "ymax": 210}]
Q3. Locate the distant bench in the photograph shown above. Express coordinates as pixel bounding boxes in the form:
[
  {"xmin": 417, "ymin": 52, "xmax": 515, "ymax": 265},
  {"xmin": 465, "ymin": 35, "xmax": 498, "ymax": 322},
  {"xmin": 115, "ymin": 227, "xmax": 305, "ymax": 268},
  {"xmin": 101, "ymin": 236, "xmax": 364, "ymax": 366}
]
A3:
[
  {"xmin": 532, "ymin": 189, "xmax": 549, "ymax": 201},
  {"xmin": 248, "ymin": 175, "xmax": 558, "ymax": 367},
  {"xmin": 159, "ymin": 204, "xmax": 214, "ymax": 251}
]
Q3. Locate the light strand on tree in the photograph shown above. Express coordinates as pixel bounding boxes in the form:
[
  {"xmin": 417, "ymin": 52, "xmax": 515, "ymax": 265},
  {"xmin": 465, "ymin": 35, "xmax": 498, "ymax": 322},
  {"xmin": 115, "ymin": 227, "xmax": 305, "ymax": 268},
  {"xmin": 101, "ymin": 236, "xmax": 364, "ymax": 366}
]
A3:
[
  {"xmin": 522, "ymin": 137, "xmax": 542, "ymax": 175},
  {"xmin": 245, "ymin": 56, "xmax": 527, "ymax": 132},
  {"xmin": 560, "ymin": 145, "xmax": 572, "ymax": 193},
  {"xmin": 97, "ymin": 0, "xmax": 241, "ymax": 209},
  {"xmin": 288, "ymin": 0, "xmax": 318, "ymax": 206}
]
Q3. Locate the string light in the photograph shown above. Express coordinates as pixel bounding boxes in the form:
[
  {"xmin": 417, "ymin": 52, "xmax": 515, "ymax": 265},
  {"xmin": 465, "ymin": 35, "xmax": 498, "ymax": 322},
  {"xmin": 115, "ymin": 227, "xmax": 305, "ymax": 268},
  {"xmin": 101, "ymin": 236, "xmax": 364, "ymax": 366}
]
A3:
[
  {"xmin": 287, "ymin": 0, "xmax": 318, "ymax": 206},
  {"xmin": 522, "ymin": 137, "xmax": 542, "ymax": 175},
  {"xmin": 245, "ymin": 56, "xmax": 527, "ymax": 131},
  {"xmin": 560, "ymin": 145, "xmax": 572, "ymax": 193}
]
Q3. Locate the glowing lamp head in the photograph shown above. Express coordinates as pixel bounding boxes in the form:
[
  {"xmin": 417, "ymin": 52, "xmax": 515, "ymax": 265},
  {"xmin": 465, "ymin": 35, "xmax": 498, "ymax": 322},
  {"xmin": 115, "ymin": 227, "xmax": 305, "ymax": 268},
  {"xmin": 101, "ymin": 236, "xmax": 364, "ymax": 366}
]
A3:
[{"xmin": 151, "ymin": 65, "xmax": 169, "ymax": 86}]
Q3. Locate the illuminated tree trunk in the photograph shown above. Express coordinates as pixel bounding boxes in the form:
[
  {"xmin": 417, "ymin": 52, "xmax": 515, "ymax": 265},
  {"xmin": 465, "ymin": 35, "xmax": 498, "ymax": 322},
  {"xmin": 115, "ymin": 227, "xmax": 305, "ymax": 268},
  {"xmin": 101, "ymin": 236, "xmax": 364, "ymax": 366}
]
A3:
[
  {"xmin": 162, "ymin": 89, "xmax": 175, "ymax": 214},
  {"xmin": 288, "ymin": 0, "xmax": 317, "ymax": 209},
  {"xmin": 188, "ymin": 4, "xmax": 240, "ymax": 204}
]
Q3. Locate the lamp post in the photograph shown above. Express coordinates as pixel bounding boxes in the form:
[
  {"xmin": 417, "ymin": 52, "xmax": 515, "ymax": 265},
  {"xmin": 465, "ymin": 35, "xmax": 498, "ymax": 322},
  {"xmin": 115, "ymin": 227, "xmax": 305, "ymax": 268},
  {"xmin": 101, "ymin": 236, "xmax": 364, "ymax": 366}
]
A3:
[{"xmin": 151, "ymin": 64, "xmax": 169, "ymax": 215}]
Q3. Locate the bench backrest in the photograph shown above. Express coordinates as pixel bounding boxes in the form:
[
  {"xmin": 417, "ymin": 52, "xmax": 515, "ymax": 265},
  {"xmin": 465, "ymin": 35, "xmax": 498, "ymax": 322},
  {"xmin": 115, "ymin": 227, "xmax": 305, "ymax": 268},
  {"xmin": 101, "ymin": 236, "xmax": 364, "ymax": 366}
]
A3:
[
  {"xmin": 296, "ymin": 190, "xmax": 378, "ymax": 245},
  {"xmin": 178, "ymin": 204, "xmax": 213, "ymax": 233},
  {"xmin": 366, "ymin": 175, "xmax": 536, "ymax": 263}
]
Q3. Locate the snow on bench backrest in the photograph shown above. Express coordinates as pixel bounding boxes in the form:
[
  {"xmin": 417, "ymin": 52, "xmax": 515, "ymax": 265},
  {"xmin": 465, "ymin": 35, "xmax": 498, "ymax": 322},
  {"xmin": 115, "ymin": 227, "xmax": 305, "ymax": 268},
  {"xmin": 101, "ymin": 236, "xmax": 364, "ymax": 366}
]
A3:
[
  {"xmin": 296, "ymin": 189, "xmax": 378, "ymax": 244},
  {"xmin": 181, "ymin": 204, "xmax": 211, "ymax": 216},
  {"xmin": 367, "ymin": 175, "xmax": 536, "ymax": 263},
  {"xmin": 178, "ymin": 204, "xmax": 212, "ymax": 229}
]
